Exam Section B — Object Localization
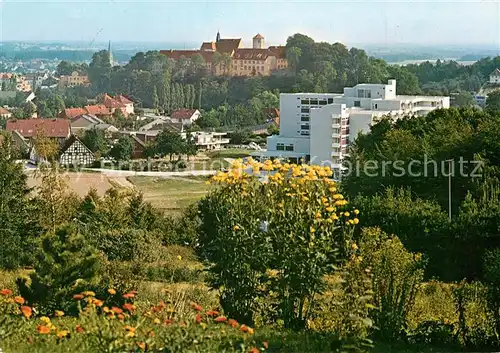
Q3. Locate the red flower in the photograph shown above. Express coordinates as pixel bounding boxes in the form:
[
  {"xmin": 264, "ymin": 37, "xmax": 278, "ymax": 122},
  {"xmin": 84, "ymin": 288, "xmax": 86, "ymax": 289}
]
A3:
[
  {"xmin": 122, "ymin": 292, "xmax": 136, "ymax": 299},
  {"xmin": 21, "ymin": 306, "xmax": 32, "ymax": 319},
  {"xmin": 214, "ymin": 316, "xmax": 227, "ymax": 323},
  {"xmin": 195, "ymin": 314, "xmax": 202, "ymax": 324},
  {"xmin": 205, "ymin": 310, "xmax": 220, "ymax": 317},
  {"xmin": 248, "ymin": 348, "xmax": 259, "ymax": 353},
  {"xmin": 75, "ymin": 325, "xmax": 85, "ymax": 333},
  {"xmin": 0, "ymin": 288, "xmax": 12, "ymax": 296},
  {"xmin": 164, "ymin": 319, "xmax": 173, "ymax": 326},
  {"xmin": 73, "ymin": 294, "xmax": 84, "ymax": 300},
  {"xmin": 36, "ymin": 325, "xmax": 50, "ymax": 334},
  {"xmin": 190, "ymin": 302, "xmax": 202, "ymax": 312},
  {"xmin": 122, "ymin": 303, "xmax": 136, "ymax": 312},
  {"xmin": 227, "ymin": 318, "xmax": 239, "ymax": 328},
  {"xmin": 240, "ymin": 325, "xmax": 255, "ymax": 334},
  {"xmin": 14, "ymin": 296, "xmax": 25, "ymax": 305},
  {"xmin": 111, "ymin": 306, "xmax": 123, "ymax": 314},
  {"xmin": 117, "ymin": 314, "xmax": 125, "ymax": 321}
]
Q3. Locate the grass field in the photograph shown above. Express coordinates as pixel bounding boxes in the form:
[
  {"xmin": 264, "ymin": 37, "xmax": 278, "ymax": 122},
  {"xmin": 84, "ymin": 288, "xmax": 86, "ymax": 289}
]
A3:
[
  {"xmin": 129, "ymin": 176, "xmax": 210, "ymax": 215},
  {"xmin": 206, "ymin": 148, "xmax": 254, "ymax": 159}
]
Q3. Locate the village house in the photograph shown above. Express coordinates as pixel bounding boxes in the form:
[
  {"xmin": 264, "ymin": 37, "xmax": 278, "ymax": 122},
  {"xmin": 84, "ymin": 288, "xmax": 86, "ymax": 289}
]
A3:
[
  {"xmin": 70, "ymin": 114, "xmax": 106, "ymax": 133},
  {"xmin": 0, "ymin": 107, "xmax": 12, "ymax": 119},
  {"xmin": 490, "ymin": 68, "xmax": 500, "ymax": 84},
  {"xmin": 170, "ymin": 109, "xmax": 201, "ymax": 125},
  {"xmin": 103, "ymin": 94, "xmax": 135, "ymax": 116},
  {"xmin": 58, "ymin": 71, "xmax": 90, "ymax": 88},
  {"xmin": 6, "ymin": 118, "xmax": 71, "ymax": 146},
  {"xmin": 58, "ymin": 135, "xmax": 95, "ymax": 167}
]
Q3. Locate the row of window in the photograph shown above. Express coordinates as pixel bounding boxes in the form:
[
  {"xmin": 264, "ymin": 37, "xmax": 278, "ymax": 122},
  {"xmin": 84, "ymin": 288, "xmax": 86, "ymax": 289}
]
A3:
[
  {"xmin": 239, "ymin": 65, "xmax": 265, "ymax": 71},
  {"xmin": 357, "ymin": 89, "xmax": 372, "ymax": 98},
  {"xmin": 300, "ymin": 98, "xmax": 334, "ymax": 105},
  {"xmin": 276, "ymin": 143, "xmax": 294, "ymax": 151}
]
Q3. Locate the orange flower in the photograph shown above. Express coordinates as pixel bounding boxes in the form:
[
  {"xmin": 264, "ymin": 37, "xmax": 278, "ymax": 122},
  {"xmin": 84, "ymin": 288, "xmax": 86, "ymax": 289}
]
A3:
[
  {"xmin": 73, "ymin": 294, "xmax": 84, "ymax": 300},
  {"xmin": 111, "ymin": 306, "xmax": 123, "ymax": 314},
  {"xmin": 164, "ymin": 319, "xmax": 173, "ymax": 325},
  {"xmin": 240, "ymin": 325, "xmax": 255, "ymax": 334},
  {"xmin": 0, "ymin": 288, "xmax": 12, "ymax": 296},
  {"xmin": 107, "ymin": 288, "xmax": 117, "ymax": 295},
  {"xmin": 263, "ymin": 341, "xmax": 269, "ymax": 349},
  {"xmin": 75, "ymin": 325, "xmax": 85, "ymax": 333},
  {"xmin": 214, "ymin": 316, "xmax": 227, "ymax": 323},
  {"xmin": 122, "ymin": 292, "xmax": 136, "ymax": 299},
  {"xmin": 195, "ymin": 314, "xmax": 202, "ymax": 324},
  {"xmin": 136, "ymin": 342, "xmax": 146, "ymax": 351},
  {"xmin": 190, "ymin": 302, "xmax": 202, "ymax": 312},
  {"xmin": 14, "ymin": 296, "xmax": 25, "ymax": 305},
  {"xmin": 117, "ymin": 314, "xmax": 125, "ymax": 321},
  {"xmin": 21, "ymin": 306, "xmax": 32, "ymax": 319},
  {"xmin": 248, "ymin": 348, "xmax": 259, "ymax": 353},
  {"xmin": 205, "ymin": 310, "xmax": 220, "ymax": 317},
  {"xmin": 148, "ymin": 330, "xmax": 155, "ymax": 337},
  {"xmin": 36, "ymin": 325, "xmax": 50, "ymax": 334},
  {"xmin": 228, "ymin": 318, "xmax": 239, "ymax": 328},
  {"xmin": 93, "ymin": 299, "xmax": 104, "ymax": 307},
  {"xmin": 122, "ymin": 303, "xmax": 136, "ymax": 312}
]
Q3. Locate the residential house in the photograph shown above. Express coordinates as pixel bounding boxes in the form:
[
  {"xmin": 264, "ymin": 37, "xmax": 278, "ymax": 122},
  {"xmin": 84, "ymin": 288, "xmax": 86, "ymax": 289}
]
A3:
[
  {"xmin": 1, "ymin": 130, "xmax": 31, "ymax": 155},
  {"xmin": 103, "ymin": 94, "xmax": 134, "ymax": 116},
  {"xmin": 170, "ymin": 109, "xmax": 201, "ymax": 125},
  {"xmin": 84, "ymin": 123, "xmax": 119, "ymax": 139},
  {"xmin": 161, "ymin": 32, "xmax": 287, "ymax": 77},
  {"xmin": 181, "ymin": 131, "xmax": 230, "ymax": 150},
  {"xmin": 70, "ymin": 114, "xmax": 105, "ymax": 133},
  {"xmin": 58, "ymin": 71, "xmax": 90, "ymax": 88},
  {"xmin": 130, "ymin": 135, "xmax": 146, "ymax": 159},
  {"xmin": 58, "ymin": 135, "xmax": 95, "ymax": 167},
  {"xmin": 0, "ymin": 107, "xmax": 12, "ymax": 119},
  {"xmin": 85, "ymin": 104, "xmax": 113, "ymax": 118},
  {"xmin": 60, "ymin": 107, "xmax": 88, "ymax": 120},
  {"xmin": 490, "ymin": 68, "xmax": 500, "ymax": 84},
  {"xmin": 6, "ymin": 118, "xmax": 71, "ymax": 146},
  {"xmin": 138, "ymin": 116, "xmax": 170, "ymax": 131}
]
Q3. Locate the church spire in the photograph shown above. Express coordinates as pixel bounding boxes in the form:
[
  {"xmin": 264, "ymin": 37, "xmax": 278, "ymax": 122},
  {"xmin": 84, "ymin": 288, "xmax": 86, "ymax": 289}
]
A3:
[{"xmin": 216, "ymin": 30, "xmax": 221, "ymax": 43}]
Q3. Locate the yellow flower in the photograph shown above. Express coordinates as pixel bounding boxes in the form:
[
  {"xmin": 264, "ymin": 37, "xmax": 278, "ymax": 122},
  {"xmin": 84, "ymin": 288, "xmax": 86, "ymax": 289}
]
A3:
[
  {"xmin": 54, "ymin": 310, "xmax": 64, "ymax": 317},
  {"xmin": 82, "ymin": 291, "xmax": 95, "ymax": 297},
  {"xmin": 153, "ymin": 318, "xmax": 161, "ymax": 324},
  {"xmin": 351, "ymin": 243, "xmax": 359, "ymax": 251},
  {"xmin": 310, "ymin": 227, "xmax": 316, "ymax": 233},
  {"xmin": 344, "ymin": 212, "xmax": 350, "ymax": 217},
  {"xmin": 108, "ymin": 288, "xmax": 117, "ymax": 295},
  {"xmin": 177, "ymin": 255, "xmax": 182, "ymax": 261},
  {"xmin": 354, "ymin": 209, "xmax": 360, "ymax": 215},
  {"xmin": 315, "ymin": 212, "xmax": 322, "ymax": 219},
  {"xmin": 233, "ymin": 225, "xmax": 240, "ymax": 231},
  {"xmin": 326, "ymin": 206, "xmax": 334, "ymax": 212},
  {"xmin": 57, "ymin": 330, "xmax": 70, "ymax": 339},
  {"xmin": 353, "ymin": 218, "xmax": 359, "ymax": 224},
  {"xmin": 40, "ymin": 316, "xmax": 51, "ymax": 324}
]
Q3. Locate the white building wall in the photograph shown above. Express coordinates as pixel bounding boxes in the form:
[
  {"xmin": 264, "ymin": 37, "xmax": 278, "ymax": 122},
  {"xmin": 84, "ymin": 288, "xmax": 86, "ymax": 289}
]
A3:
[
  {"xmin": 490, "ymin": 75, "xmax": 500, "ymax": 84},
  {"xmin": 310, "ymin": 104, "xmax": 347, "ymax": 166}
]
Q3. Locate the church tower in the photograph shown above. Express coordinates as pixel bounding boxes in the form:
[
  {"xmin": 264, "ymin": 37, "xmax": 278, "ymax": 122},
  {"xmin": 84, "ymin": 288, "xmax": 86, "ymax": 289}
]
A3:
[
  {"xmin": 216, "ymin": 31, "xmax": 221, "ymax": 43},
  {"xmin": 253, "ymin": 34, "xmax": 265, "ymax": 49}
]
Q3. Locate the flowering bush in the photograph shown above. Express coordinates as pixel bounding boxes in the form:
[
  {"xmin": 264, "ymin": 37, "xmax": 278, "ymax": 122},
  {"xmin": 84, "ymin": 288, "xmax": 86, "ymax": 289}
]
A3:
[
  {"xmin": 198, "ymin": 159, "xmax": 359, "ymax": 328},
  {"xmin": 0, "ymin": 288, "xmax": 266, "ymax": 353}
]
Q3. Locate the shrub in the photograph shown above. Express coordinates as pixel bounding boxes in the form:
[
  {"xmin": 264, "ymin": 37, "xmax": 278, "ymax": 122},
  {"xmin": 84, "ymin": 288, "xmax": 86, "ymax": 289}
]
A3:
[
  {"xmin": 483, "ymin": 249, "xmax": 500, "ymax": 344},
  {"xmin": 198, "ymin": 160, "xmax": 358, "ymax": 328},
  {"xmin": 357, "ymin": 227, "xmax": 425, "ymax": 341},
  {"xmin": 16, "ymin": 224, "xmax": 109, "ymax": 316}
]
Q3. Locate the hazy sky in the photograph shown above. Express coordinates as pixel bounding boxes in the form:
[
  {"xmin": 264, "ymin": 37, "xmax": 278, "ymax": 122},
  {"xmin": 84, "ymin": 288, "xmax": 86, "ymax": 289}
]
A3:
[{"xmin": 1, "ymin": 0, "xmax": 499, "ymax": 47}]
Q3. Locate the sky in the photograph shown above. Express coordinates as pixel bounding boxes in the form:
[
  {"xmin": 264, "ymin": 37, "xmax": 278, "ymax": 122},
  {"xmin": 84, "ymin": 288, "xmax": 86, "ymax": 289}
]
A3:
[{"xmin": 0, "ymin": 0, "xmax": 499, "ymax": 47}]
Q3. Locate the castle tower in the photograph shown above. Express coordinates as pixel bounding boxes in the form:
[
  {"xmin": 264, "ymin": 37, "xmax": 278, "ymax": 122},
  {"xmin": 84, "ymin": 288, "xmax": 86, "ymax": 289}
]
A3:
[{"xmin": 253, "ymin": 34, "xmax": 265, "ymax": 49}]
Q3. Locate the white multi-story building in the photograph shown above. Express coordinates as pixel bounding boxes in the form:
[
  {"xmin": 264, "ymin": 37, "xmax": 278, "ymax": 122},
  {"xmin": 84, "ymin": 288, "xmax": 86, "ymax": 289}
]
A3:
[
  {"xmin": 490, "ymin": 69, "xmax": 500, "ymax": 84},
  {"xmin": 255, "ymin": 80, "xmax": 450, "ymax": 178}
]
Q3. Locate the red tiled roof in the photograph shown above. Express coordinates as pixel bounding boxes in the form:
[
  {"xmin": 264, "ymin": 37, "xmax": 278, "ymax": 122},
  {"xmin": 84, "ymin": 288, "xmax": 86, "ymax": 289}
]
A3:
[
  {"xmin": 64, "ymin": 107, "xmax": 87, "ymax": 119},
  {"xmin": 201, "ymin": 42, "xmax": 216, "ymax": 51},
  {"xmin": 263, "ymin": 108, "xmax": 280, "ymax": 118},
  {"xmin": 6, "ymin": 118, "xmax": 70, "ymax": 138},
  {"xmin": 268, "ymin": 46, "xmax": 287, "ymax": 59},
  {"xmin": 116, "ymin": 94, "xmax": 133, "ymax": 105},
  {"xmin": 85, "ymin": 104, "xmax": 112, "ymax": 116},
  {"xmin": 171, "ymin": 109, "xmax": 198, "ymax": 120},
  {"xmin": 0, "ymin": 107, "xmax": 11, "ymax": 115},
  {"xmin": 215, "ymin": 38, "xmax": 241, "ymax": 54},
  {"xmin": 233, "ymin": 48, "xmax": 270, "ymax": 61},
  {"xmin": 160, "ymin": 50, "xmax": 214, "ymax": 63}
]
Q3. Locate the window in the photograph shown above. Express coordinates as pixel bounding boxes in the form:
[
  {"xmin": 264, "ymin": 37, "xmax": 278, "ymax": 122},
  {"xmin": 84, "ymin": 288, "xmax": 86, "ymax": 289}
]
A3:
[
  {"xmin": 301, "ymin": 99, "xmax": 309, "ymax": 105},
  {"xmin": 310, "ymin": 99, "xmax": 318, "ymax": 105},
  {"xmin": 276, "ymin": 143, "xmax": 285, "ymax": 151},
  {"xmin": 332, "ymin": 117, "xmax": 340, "ymax": 125},
  {"xmin": 301, "ymin": 124, "xmax": 310, "ymax": 130},
  {"xmin": 332, "ymin": 128, "xmax": 340, "ymax": 134},
  {"xmin": 328, "ymin": 98, "xmax": 334, "ymax": 104},
  {"xmin": 301, "ymin": 107, "xmax": 310, "ymax": 113},
  {"xmin": 301, "ymin": 115, "xmax": 309, "ymax": 122},
  {"xmin": 319, "ymin": 99, "xmax": 327, "ymax": 105},
  {"xmin": 285, "ymin": 144, "xmax": 294, "ymax": 151},
  {"xmin": 301, "ymin": 131, "xmax": 310, "ymax": 136},
  {"xmin": 354, "ymin": 100, "xmax": 361, "ymax": 107},
  {"xmin": 374, "ymin": 103, "xmax": 378, "ymax": 109},
  {"xmin": 332, "ymin": 137, "xmax": 340, "ymax": 144}
]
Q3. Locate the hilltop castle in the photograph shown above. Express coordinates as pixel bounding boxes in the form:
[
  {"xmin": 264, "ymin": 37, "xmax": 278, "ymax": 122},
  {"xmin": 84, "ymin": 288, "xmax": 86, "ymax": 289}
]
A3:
[{"xmin": 160, "ymin": 32, "xmax": 288, "ymax": 77}]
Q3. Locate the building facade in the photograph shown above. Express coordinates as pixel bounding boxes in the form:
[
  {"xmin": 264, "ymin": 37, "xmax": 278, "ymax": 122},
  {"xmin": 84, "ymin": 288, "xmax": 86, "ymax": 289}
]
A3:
[
  {"xmin": 58, "ymin": 71, "xmax": 90, "ymax": 88},
  {"xmin": 490, "ymin": 69, "xmax": 500, "ymax": 84},
  {"xmin": 256, "ymin": 80, "xmax": 450, "ymax": 178},
  {"xmin": 59, "ymin": 135, "xmax": 95, "ymax": 167}
]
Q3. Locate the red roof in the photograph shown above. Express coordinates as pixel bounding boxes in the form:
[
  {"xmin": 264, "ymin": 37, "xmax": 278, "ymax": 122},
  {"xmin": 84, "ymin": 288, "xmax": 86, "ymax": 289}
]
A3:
[
  {"xmin": 85, "ymin": 104, "xmax": 112, "ymax": 116},
  {"xmin": 115, "ymin": 94, "xmax": 133, "ymax": 105},
  {"xmin": 6, "ymin": 118, "xmax": 70, "ymax": 138},
  {"xmin": 0, "ymin": 107, "xmax": 11, "ymax": 115},
  {"xmin": 268, "ymin": 46, "xmax": 287, "ymax": 59},
  {"xmin": 171, "ymin": 109, "xmax": 199, "ymax": 120},
  {"xmin": 64, "ymin": 107, "xmax": 87, "ymax": 119},
  {"xmin": 200, "ymin": 42, "xmax": 216, "ymax": 51},
  {"xmin": 215, "ymin": 39, "xmax": 241, "ymax": 54},
  {"xmin": 233, "ymin": 48, "xmax": 270, "ymax": 61},
  {"xmin": 263, "ymin": 108, "xmax": 280, "ymax": 118}
]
